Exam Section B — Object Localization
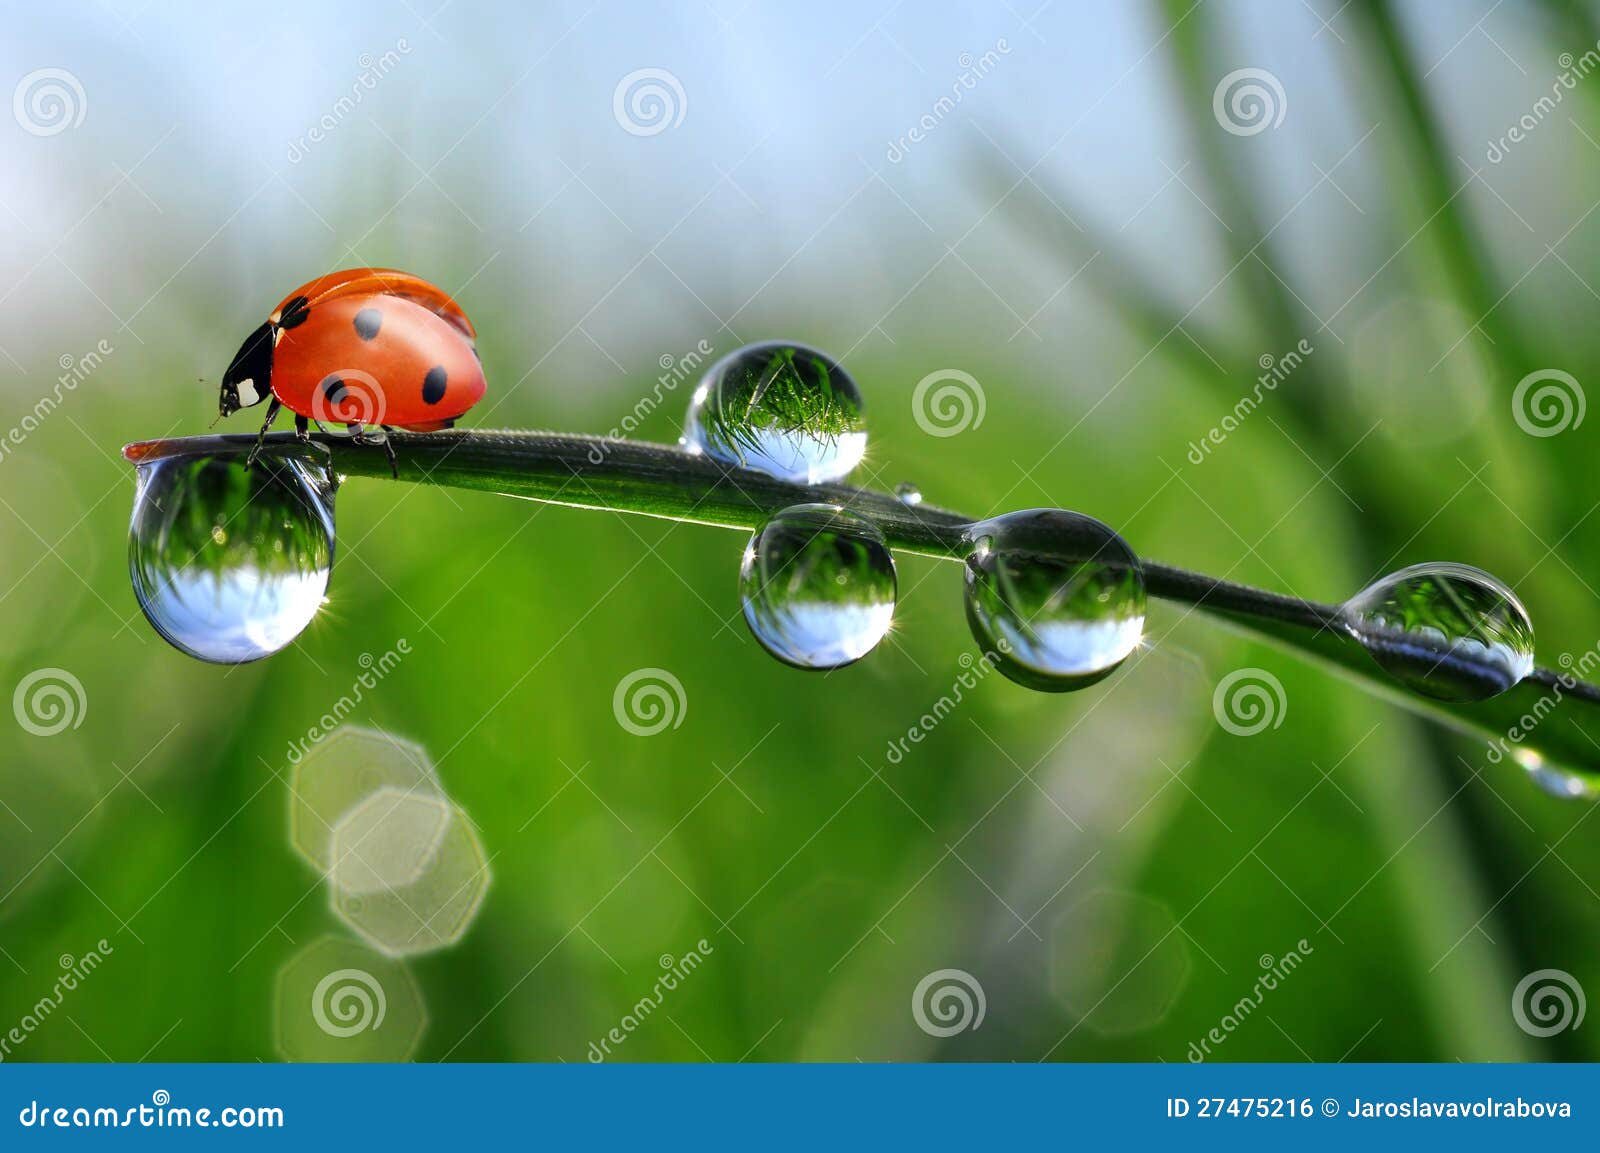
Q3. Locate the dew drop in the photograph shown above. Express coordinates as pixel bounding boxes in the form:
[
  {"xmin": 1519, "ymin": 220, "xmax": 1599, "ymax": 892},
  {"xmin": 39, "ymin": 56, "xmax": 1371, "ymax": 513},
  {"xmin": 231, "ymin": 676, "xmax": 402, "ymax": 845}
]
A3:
[
  {"xmin": 739, "ymin": 504, "xmax": 895, "ymax": 669},
  {"xmin": 895, "ymin": 482, "xmax": 923, "ymax": 507},
  {"xmin": 684, "ymin": 341, "xmax": 866, "ymax": 484},
  {"xmin": 1519, "ymin": 752, "xmax": 1598, "ymax": 801},
  {"xmin": 129, "ymin": 452, "xmax": 335, "ymax": 664},
  {"xmin": 962, "ymin": 509, "xmax": 1146, "ymax": 692},
  {"xmin": 1342, "ymin": 562, "xmax": 1534, "ymax": 702}
]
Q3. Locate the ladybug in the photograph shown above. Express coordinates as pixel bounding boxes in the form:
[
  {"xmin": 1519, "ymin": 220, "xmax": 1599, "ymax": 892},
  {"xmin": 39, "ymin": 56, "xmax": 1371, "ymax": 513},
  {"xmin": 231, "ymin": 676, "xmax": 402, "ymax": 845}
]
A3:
[{"xmin": 219, "ymin": 268, "xmax": 486, "ymax": 473}]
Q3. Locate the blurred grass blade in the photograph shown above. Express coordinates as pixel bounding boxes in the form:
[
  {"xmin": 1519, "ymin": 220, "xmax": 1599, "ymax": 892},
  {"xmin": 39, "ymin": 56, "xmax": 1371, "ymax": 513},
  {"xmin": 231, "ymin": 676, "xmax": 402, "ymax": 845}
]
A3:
[{"xmin": 1348, "ymin": 0, "xmax": 1535, "ymax": 376}]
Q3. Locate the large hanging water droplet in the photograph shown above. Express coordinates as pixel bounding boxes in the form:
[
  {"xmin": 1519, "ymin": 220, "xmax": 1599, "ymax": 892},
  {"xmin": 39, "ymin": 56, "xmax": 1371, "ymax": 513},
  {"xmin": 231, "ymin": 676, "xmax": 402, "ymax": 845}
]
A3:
[
  {"xmin": 684, "ymin": 341, "xmax": 866, "ymax": 484},
  {"xmin": 962, "ymin": 509, "xmax": 1146, "ymax": 692},
  {"xmin": 129, "ymin": 452, "xmax": 335, "ymax": 663},
  {"xmin": 1342, "ymin": 562, "xmax": 1533, "ymax": 702},
  {"xmin": 739, "ymin": 504, "xmax": 895, "ymax": 669}
]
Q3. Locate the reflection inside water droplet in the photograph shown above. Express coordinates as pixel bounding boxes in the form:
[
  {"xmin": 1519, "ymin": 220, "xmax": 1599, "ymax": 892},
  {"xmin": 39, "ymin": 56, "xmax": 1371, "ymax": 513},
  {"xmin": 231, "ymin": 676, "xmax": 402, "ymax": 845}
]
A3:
[
  {"xmin": 895, "ymin": 482, "xmax": 923, "ymax": 507},
  {"xmin": 1342, "ymin": 562, "xmax": 1533, "ymax": 702},
  {"xmin": 129, "ymin": 451, "xmax": 335, "ymax": 664},
  {"xmin": 740, "ymin": 504, "xmax": 896, "ymax": 670},
  {"xmin": 683, "ymin": 341, "xmax": 866, "ymax": 484},
  {"xmin": 962, "ymin": 509, "xmax": 1146, "ymax": 692}
]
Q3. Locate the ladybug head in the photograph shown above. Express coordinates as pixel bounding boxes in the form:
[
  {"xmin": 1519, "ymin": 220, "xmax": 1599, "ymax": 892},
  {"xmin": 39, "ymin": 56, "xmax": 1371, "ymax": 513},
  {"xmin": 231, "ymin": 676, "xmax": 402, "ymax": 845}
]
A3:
[{"xmin": 219, "ymin": 321, "xmax": 274, "ymax": 418}]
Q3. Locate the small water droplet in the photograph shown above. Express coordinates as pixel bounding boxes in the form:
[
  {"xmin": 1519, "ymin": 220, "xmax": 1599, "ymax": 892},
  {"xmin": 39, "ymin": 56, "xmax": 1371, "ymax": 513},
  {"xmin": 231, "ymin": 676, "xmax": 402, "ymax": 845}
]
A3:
[
  {"xmin": 962, "ymin": 509, "xmax": 1145, "ymax": 691},
  {"xmin": 1518, "ymin": 751, "xmax": 1598, "ymax": 800},
  {"xmin": 895, "ymin": 482, "xmax": 923, "ymax": 507},
  {"xmin": 684, "ymin": 341, "xmax": 866, "ymax": 484},
  {"xmin": 1343, "ymin": 562, "xmax": 1533, "ymax": 701},
  {"xmin": 739, "ymin": 504, "xmax": 895, "ymax": 669},
  {"xmin": 129, "ymin": 451, "xmax": 335, "ymax": 664}
]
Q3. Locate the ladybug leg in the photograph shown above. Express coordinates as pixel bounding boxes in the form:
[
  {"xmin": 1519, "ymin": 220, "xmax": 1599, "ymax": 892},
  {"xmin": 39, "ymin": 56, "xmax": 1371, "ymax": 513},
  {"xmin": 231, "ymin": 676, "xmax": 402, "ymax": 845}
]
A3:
[
  {"xmin": 347, "ymin": 422, "xmax": 399, "ymax": 479},
  {"xmin": 244, "ymin": 399, "xmax": 282, "ymax": 468},
  {"xmin": 287, "ymin": 413, "xmax": 335, "ymax": 474}
]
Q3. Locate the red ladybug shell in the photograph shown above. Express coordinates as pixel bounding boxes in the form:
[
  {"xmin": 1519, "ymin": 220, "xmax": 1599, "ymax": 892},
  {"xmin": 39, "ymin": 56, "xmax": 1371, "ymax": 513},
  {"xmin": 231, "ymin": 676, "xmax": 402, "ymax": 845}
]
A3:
[
  {"xmin": 266, "ymin": 269, "xmax": 485, "ymax": 431},
  {"xmin": 274, "ymin": 268, "xmax": 476, "ymax": 341}
]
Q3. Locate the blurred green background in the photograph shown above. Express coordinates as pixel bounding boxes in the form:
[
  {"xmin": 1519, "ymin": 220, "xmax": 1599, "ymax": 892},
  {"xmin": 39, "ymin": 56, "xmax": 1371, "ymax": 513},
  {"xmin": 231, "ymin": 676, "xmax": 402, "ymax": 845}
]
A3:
[{"xmin": 3, "ymin": 0, "xmax": 1600, "ymax": 1062}]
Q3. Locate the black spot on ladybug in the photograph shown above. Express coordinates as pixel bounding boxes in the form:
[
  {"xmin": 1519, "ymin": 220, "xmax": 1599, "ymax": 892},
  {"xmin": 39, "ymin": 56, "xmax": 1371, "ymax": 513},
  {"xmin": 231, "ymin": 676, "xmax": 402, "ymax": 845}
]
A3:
[
  {"xmin": 353, "ymin": 308, "xmax": 382, "ymax": 341},
  {"xmin": 278, "ymin": 295, "xmax": 311, "ymax": 329},
  {"xmin": 321, "ymin": 377, "xmax": 348, "ymax": 405},
  {"xmin": 422, "ymin": 365, "xmax": 448, "ymax": 404}
]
